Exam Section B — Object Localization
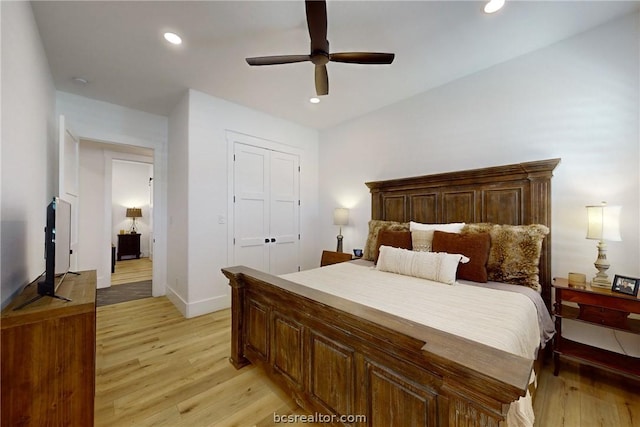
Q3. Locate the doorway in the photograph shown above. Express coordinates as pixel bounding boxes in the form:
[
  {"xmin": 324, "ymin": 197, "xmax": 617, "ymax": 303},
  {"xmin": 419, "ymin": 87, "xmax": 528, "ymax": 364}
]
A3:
[
  {"xmin": 109, "ymin": 159, "xmax": 153, "ymax": 304},
  {"xmin": 78, "ymin": 139, "xmax": 155, "ymax": 305}
]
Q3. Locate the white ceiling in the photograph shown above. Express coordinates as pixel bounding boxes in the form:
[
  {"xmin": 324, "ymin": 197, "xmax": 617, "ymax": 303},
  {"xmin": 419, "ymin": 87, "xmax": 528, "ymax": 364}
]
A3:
[{"xmin": 31, "ymin": 1, "xmax": 639, "ymax": 130}]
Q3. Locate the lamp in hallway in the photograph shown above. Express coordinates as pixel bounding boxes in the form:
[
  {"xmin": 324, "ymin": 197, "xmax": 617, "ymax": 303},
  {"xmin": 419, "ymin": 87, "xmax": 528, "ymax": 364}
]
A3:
[
  {"xmin": 126, "ymin": 208, "xmax": 143, "ymax": 234},
  {"xmin": 333, "ymin": 208, "xmax": 349, "ymax": 252},
  {"xmin": 586, "ymin": 202, "xmax": 621, "ymax": 287}
]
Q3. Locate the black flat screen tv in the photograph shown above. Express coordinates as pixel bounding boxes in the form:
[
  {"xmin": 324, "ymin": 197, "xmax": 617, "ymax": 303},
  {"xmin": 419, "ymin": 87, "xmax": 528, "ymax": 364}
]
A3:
[
  {"xmin": 38, "ymin": 197, "xmax": 72, "ymax": 296},
  {"xmin": 15, "ymin": 197, "xmax": 72, "ymax": 309}
]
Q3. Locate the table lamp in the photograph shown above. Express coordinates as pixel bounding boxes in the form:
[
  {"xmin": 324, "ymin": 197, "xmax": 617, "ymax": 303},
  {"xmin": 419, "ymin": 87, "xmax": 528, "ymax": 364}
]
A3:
[
  {"xmin": 586, "ymin": 202, "xmax": 621, "ymax": 287},
  {"xmin": 333, "ymin": 208, "xmax": 349, "ymax": 252},
  {"xmin": 126, "ymin": 207, "xmax": 143, "ymax": 234}
]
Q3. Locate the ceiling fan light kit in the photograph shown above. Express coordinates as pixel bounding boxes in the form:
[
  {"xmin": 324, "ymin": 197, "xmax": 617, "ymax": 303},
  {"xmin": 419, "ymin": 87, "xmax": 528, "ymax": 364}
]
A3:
[
  {"xmin": 245, "ymin": 0, "xmax": 395, "ymax": 96},
  {"xmin": 484, "ymin": 0, "xmax": 506, "ymax": 14},
  {"xmin": 163, "ymin": 32, "xmax": 182, "ymax": 45}
]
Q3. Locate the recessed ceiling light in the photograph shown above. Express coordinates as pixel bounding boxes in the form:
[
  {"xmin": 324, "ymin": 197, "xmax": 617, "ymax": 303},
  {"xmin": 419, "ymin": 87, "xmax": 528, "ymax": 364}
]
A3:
[
  {"xmin": 163, "ymin": 32, "xmax": 182, "ymax": 45},
  {"xmin": 484, "ymin": 0, "xmax": 505, "ymax": 14},
  {"xmin": 309, "ymin": 97, "xmax": 320, "ymax": 104}
]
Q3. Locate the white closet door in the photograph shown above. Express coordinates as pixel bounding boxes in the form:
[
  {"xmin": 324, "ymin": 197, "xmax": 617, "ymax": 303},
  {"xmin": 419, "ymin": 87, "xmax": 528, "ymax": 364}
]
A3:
[
  {"xmin": 269, "ymin": 151, "xmax": 299, "ymax": 275},
  {"xmin": 234, "ymin": 144, "xmax": 270, "ymax": 272},
  {"xmin": 233, "ymin": 142, "xmax": 300, "ymax": 274}
]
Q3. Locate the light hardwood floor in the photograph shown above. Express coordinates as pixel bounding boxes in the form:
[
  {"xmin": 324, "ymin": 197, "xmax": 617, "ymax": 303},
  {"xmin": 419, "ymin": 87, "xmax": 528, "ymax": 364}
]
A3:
[
  {"xmin": 111, "ymin": 257, "xmax": 153, "ymax": 285},
  {"xmin": 96, "ymin": 297, "xmax": 317, "ymax": 427},
  {"xmin": 96, "ymin": 297, "xmax": 640, "ymax": 426}
]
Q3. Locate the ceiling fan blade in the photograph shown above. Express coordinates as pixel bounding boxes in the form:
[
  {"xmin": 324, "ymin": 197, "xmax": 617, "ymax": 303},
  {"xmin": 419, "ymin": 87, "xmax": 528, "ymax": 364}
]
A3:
[
  {"xmin": 315, "ymin": 64, "xmax": 328, "ymax": 96},
  {"xmin": 330, "ymin": 52, "xmax": 395, "ymax": 65},
  {"xmin": 305, "ymin": 0, "xmax": 328, "ymax": 52},
  {"xmin": 246, "ymin": 55, "xmax": 311, "ymax": 66}
]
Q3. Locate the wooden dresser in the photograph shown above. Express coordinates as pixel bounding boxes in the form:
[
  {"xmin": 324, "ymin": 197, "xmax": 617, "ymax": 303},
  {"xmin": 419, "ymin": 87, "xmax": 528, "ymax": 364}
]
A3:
[{"xmin": 1, "ymin": 270, "xmax": 97, "ymax": 426}]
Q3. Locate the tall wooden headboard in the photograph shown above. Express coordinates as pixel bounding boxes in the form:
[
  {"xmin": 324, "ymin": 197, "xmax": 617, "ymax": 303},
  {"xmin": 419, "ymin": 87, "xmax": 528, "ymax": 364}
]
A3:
[{"xmin": 366, "ymin": 158, "xmax": 561, "ymax": 309}]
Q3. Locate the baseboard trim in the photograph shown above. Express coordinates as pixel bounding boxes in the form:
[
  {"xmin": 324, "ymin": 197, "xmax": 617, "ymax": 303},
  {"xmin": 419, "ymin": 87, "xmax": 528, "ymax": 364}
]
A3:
[{"xmin": 165, "ymin": 287, "xmax": 230, "ymax": 318}]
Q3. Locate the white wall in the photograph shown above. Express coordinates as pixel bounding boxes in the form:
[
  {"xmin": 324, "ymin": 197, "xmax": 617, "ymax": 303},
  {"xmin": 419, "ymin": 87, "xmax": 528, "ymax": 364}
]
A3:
[
  {"xmin": 319, "ymin": 12, "xmax": 639, "ymax": 282},
  {"xmin": 1, "ymin": 2, "xmax": 56, "ymax": 307},
  {"xmin": 56, "ymin": 92, "xmax": 168, "ymax": 296},
  {"xmin": 318, "ymin": 12, "xmax": 640, "ymax": 355},
  {"xmin": 169, "ymin": 89, "xmax": 319, "ymax": 318},
  {"xmin": 166, "ymin": 91, "xmax": 189, "ymax": 311}
]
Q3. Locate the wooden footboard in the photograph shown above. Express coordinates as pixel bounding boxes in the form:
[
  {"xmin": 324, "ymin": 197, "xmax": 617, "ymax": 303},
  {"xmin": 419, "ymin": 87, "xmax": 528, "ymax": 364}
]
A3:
[{"xmin": 222, "ymin": 266, "xmax": 533, "ymax": 427}]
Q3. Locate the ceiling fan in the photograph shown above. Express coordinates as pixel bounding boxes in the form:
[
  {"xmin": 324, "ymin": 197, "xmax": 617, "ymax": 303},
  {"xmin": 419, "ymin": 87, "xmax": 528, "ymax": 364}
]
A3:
[{"xmin": 245, "ymin": 0, "xmax": 395, "ymax": 96}]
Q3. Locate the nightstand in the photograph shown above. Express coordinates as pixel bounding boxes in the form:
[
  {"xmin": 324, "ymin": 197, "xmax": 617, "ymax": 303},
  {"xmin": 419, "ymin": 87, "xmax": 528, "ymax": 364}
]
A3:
[
  {"xmin": 117, "ymin": 233, "xmax": 141, "ymax": 260},
  {"xmin": 552, "ymin": 277, "xmax": 640, "ymax": 379},
  {"xmin": 320, "ymin": 250, "xmax": 353, "ymax": 267}
]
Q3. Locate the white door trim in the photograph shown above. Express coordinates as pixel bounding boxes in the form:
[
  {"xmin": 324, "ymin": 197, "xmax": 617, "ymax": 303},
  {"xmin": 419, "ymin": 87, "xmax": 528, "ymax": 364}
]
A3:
[{"xmin": 101, "ymin": 151, "xmax": 154, "ymax": 288}]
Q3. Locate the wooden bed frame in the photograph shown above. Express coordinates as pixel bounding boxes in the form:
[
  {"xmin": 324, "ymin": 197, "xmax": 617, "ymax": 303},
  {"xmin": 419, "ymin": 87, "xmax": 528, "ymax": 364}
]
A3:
[{"xmin": 222, "ymin": 158, "xmax": 560, "ymax": 426}]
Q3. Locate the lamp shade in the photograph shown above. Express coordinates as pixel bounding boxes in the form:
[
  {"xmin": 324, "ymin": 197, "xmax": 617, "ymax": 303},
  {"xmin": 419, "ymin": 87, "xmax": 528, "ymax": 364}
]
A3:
[
  {"xmin": 333, "ymin": 208, "xmax": 349, "ymax": 226},
  {"xmin": 586, "ymin": 203, "xmax": 621, "ymax": 241},
  {"xmin": 126, "ymin": 208, "xmax": 143, "ymax": 218}
]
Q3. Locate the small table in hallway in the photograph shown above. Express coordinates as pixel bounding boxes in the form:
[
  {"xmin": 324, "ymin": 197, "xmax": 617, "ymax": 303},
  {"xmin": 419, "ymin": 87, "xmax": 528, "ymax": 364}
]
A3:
[{"xmin": 117, "ymin": 233, "xmax": 141, "ymax": 261}]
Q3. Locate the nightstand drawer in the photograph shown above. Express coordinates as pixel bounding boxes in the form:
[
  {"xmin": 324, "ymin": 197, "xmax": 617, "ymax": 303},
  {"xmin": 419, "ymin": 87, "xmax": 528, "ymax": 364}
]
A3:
[{"xmin": 578, "ymin": 305, "xmax": 630, "ymax": 328}]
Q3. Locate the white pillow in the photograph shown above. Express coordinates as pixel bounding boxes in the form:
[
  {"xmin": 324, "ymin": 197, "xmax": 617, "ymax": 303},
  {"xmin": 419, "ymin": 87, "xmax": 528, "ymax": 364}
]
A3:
[
  {"xmin": 409, "ymin": 221, "xmax": 465, "ymax": 233},
  {"xmin": 376, "ymin": 245, "xmax": 469, "ymax": 285}
]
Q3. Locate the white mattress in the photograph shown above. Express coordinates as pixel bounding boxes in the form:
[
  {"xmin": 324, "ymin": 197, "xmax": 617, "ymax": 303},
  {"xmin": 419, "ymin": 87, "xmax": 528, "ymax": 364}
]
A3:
[
  {"xmin": 282, "ymin": 261, "xmax": 540, "ymax": 359},
  {"xmin": 281, "ymin": 261, "xmax": 541, "ymax": 427}
]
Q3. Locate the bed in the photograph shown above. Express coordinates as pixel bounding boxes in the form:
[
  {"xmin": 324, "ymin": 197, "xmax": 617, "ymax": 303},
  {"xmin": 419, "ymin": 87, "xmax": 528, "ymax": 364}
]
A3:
[{"xmin": 221, "ymin": 158, "xmax": 560, "ymax": 426}]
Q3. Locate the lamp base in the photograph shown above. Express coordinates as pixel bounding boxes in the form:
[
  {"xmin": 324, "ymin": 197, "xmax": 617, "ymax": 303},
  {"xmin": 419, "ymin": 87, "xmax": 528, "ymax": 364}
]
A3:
[
  {"xmin": 336, "ymin": 235, "xmax": 344, "ymax": 253},
  {"xmin": 591, "ymin": 240, "xmax": 611, "ymax": 288},
  {"xmin": 130, "ymin": 218, "xmax": 139, "ymax": 234},
  {"xmin": 591, "ymin": 276, "xmax": 611, "ymax": 288}
]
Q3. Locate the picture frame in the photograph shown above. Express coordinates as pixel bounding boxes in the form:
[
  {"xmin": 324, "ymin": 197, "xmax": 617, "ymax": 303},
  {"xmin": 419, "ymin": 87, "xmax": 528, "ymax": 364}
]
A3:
[{"xmin": 611, "ymin": 274, "xmax": 640, "ymax": 297}]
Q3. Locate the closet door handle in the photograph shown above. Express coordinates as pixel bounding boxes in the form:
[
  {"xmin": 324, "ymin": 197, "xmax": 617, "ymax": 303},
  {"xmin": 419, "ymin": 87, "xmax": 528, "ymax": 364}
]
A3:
[{"xmin": 270, "ymin": 238, "xmax": 276, "ymax": 243}]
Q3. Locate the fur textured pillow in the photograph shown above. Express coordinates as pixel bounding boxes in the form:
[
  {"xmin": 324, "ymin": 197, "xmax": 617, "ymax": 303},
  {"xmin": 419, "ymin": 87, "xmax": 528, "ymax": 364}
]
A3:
[
  {"xmin": 432, "ymin": 231, "xmax": 490, "ymax": 283},
  {"xmin": 374, "ymin": 230, "xmax": 412, "ymax": 263},
  {"xmin": 363, "ymin": 220, "xmax": 409, "ymax": 261},
  {"xmin": 462, "ymin": 223, "xmax": 550, "ymax": 291}
]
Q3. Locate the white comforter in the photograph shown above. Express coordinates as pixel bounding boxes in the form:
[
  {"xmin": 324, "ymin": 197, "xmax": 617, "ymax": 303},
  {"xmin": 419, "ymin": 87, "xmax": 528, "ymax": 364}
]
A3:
[{"xmin": 281, "ymin": 261, "xmax": 541, "ymax": 427}]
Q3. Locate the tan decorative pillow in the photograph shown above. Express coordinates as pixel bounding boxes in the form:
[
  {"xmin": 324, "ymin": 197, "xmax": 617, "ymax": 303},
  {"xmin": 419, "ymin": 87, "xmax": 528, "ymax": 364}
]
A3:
[
  {"xmin": 432, "ymin": 231, "xmax": 491, "ymax": 283},
  {"xmin": 374, "ymin": 230, "xmax": 412, "ymax": 263},
  {"xmin": 462, "ymin": 223, "xmax": 550, "ymax": 291},
  {"xmin": 363, "ymin": 220, "xmax": 409, "ymax": 261},
  {"xmin": 411, "ymin": 230, "xmax": 435, "ymax": 252}
]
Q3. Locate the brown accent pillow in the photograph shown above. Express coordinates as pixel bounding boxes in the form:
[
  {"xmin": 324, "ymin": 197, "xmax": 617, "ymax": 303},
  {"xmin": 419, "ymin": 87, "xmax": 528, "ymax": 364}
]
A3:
[
  {"xmin": 462, "ymin": 223, "xmax": 550, "ymax": 291},
  {"xmin": 432, "ymin": 231, "xmax": 490, "ymax": 283},
  {"xmin": 374, "ymin": 230, "xmax": 413, "ymax": 264},
  {"xmin": 363, "ymin": 220, "xmax": 409, "ymax": 261}
]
